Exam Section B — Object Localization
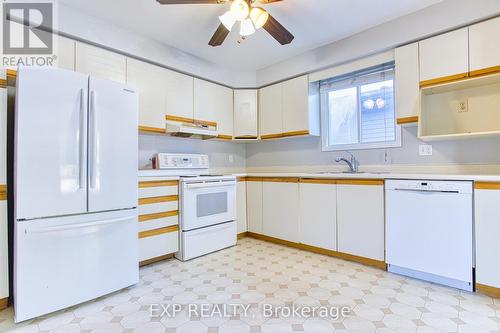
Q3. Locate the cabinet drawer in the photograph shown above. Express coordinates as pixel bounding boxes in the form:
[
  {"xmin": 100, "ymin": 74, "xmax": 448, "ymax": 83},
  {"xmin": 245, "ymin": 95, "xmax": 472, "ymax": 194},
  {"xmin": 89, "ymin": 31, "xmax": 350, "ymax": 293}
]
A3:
[
  {"xmin": 139, "ymin": 214, "xmax": 178, "ymax": 232},
  {"xmin": 139, "ymin": 186, "xmax": 178, "ymax": 198},
  {"xmin": 139, "ymin": 230, "xmax": 178, "ymax": 262},
  {"xmin": 139, "ymin": 199, "xmax": 178, "ymax": 215}
]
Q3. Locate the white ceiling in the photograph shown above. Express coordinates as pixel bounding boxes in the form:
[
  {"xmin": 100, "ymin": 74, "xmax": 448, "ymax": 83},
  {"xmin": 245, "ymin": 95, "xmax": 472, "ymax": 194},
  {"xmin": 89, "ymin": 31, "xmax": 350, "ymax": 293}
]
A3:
[{"xmin": 59, "ymin": 0, "xmax": 442, "ymax": 71}]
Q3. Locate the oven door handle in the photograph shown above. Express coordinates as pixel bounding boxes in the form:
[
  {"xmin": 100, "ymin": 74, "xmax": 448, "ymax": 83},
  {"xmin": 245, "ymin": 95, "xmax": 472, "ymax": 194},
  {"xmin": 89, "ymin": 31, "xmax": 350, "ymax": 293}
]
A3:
[{"xmin": 184, "ymin": 182, "xmax": 235, "ymax": 189}]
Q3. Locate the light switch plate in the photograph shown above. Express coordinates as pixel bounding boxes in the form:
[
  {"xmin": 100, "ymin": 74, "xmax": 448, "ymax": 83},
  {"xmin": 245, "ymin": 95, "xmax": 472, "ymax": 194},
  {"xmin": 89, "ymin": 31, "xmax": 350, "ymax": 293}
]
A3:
[{"xmin": 419, "ymin": 145, "xmax": 433, "ymax": 156}]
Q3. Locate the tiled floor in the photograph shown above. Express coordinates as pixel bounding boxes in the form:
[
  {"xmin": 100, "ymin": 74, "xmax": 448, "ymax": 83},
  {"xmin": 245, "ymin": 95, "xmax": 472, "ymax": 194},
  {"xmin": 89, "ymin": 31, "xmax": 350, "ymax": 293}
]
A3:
[{"xmin": 1, "ymin": 237, "xmax": 500, "ymax": 333}]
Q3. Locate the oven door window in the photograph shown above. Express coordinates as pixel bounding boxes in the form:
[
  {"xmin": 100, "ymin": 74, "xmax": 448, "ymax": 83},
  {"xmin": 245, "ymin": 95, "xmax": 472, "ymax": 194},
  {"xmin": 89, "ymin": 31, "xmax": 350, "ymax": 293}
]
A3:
[{"xmin": 196, "ymin": 192, "xmax": 228, "ymax": 217}]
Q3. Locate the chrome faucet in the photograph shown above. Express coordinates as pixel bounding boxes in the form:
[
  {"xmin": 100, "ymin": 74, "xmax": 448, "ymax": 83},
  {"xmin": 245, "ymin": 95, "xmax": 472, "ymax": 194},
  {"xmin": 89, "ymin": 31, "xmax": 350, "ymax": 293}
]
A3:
[{"xmin": 335, "ymin": 152, "xmax": 359, "ymax": 173}]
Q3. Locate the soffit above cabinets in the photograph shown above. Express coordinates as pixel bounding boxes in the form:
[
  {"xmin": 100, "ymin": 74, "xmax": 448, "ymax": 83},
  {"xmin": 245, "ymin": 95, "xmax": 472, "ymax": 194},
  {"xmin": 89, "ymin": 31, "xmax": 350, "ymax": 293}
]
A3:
[{"xmin": 58, "ymin": 0, "xmax": 441, "ymax": 71}]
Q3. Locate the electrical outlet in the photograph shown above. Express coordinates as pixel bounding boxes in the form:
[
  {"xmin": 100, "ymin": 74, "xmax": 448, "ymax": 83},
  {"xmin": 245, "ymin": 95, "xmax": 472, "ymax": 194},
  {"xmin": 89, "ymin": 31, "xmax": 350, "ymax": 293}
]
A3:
[
  {"xmin": 419, "ymin": 145, "xmax": 433, "ymax": 156},
  {"xmin": 456, "ymin": 100, "xmax": 468, "ymax": 113},
  {"xmin": 228, "ymin": 154, "xmax": 234, "ymax": 163}
]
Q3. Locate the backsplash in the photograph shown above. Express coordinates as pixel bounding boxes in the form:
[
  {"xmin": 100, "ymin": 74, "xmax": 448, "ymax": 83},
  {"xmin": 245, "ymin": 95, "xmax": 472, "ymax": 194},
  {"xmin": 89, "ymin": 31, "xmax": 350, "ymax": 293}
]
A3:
[{"xmin": 139, "ymin": 134, "xmax": 246, "ymax": 172}]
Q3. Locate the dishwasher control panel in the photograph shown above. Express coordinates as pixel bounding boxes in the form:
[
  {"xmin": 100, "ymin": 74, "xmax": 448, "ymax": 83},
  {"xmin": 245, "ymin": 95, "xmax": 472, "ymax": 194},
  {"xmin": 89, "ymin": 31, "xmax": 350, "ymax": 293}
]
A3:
[{"xmin": 385, "ymin": 180, "xmax": 473, "ymax": 194}]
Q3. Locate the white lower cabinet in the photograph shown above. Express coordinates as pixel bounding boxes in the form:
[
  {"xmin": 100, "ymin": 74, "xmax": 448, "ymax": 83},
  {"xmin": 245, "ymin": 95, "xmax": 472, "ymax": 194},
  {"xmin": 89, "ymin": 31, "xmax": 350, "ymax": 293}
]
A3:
[
  {"xmin": 236, "ymin": 180, "xmax": 247, "ymax": 234},
  {"xmin": 299, "ymin": 181, "xmax": 337, "ymax": 251},
  {"xmin": 337, "ymin": 182, "xmax": 385, "ymax": 261},
  {"xmin": 262, "ymin": 181, "xmax": 299, "ymax": 243},
  {"xmin": 0, "ymin": 201, "xmax": 8, "ymax": 304},
  {"xmin": 475, "ymin": 186, "xmax": 500, "ymax": 290},
  {"xmin": 246, "ymin": 180, "xmax": 263, "ymax": 233}
]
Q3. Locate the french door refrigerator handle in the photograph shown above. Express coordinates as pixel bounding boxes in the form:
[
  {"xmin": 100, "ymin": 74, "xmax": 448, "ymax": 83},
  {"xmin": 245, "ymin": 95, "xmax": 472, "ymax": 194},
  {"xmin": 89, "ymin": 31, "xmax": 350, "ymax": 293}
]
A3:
[
  {"xmin": 89, "ymin": 90, "xmax": 97, "ymax": 189},
  {"xmin": 78, "ymin": 88, "xmax": 86, "ymax": 189},
  {"xmin": 24, "ymin": 216, "xmax": 135, "ymax": 234}
]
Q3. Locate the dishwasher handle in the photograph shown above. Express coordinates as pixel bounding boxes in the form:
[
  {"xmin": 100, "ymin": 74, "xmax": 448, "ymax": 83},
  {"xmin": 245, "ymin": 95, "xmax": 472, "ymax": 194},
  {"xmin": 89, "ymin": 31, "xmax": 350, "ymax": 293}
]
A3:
[{"xmin": 393, "ymin": 188, "xmax": 460, "ymax": 194}]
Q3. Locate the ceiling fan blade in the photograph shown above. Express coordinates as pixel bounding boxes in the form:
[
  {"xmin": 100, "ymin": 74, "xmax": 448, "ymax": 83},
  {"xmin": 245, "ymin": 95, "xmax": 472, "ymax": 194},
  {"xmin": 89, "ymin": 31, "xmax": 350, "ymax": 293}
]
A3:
[
  {"xmin": 258, "ymin": 0, "xmax": 283, "ymax": 3},
  {"xmin": 156, "ymin": 0, "xmax": 221, "ymax": 4},
  {"xmin": 208, "ymin": 23, "xmax": 230, "ymax": 47},
  {"xmin": 263, "ymin": 14, "xmax": 294, "ymax": 45}
]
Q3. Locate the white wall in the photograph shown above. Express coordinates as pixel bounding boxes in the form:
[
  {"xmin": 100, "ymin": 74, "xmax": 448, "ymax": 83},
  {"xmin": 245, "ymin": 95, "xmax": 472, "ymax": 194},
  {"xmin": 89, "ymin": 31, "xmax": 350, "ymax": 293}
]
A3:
[
  {"xmin": 56, "ymin": 3, "xmax": 256, "ymax": 87},
  {"xmin": 256, "ymin": 0, "xmax": 500, "ymax": 86}
]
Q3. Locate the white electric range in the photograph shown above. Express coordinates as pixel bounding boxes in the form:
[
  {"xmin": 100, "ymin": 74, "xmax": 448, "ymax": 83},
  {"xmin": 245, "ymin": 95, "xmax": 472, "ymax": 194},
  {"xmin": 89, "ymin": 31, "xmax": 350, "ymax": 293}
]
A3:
[{"xmin": 153, "ymin": 153, "xmax": 237, "ymax": 261}]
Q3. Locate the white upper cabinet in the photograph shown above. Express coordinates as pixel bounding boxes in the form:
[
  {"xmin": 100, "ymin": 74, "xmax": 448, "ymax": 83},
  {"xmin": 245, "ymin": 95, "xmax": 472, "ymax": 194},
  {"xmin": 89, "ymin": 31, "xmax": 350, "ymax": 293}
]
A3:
[
  {"xmin": 262, "ymin": 181, "xmax": 299, "ymax": 243},
  {"xmin": 469, "ymin": 17, "xmax": 500, "ymax": 76},
  {"xmin": 299, "ymin": 181, "xmax": 337, "ymax": 251},
  {"xmin": 126, "ymin": 58, "xmax": 167, "ymax": 132},
  {"xmin": 215, "ymin": 85, "xmax": 234, "ymax": 138},
  {"xmin": 246, "ymin": 180, "xmax": 263, "ymax": 233},
  {"xmin": 75, "ymin": 42, "xmax": 126, "ymax": 84},
  {"xmin": 165, "ymin": 69, "xmax": 194, "ymax": 121},
  {"xmin": 395, "ymin": 43, "xmax": 420, "ymax": 120},
  {"xmin": 54, "ymin": 36, "xmax": 75, "ymax": 71},
  {"xmin": 419, "ymin": 28, "xmax": 469, "ymax": 85},
  {"xmin": 194, "ymin": 78, "xmax": 217, "ymax": 123},
  {"xmin": 234, "ymin": 89, "xmax": 258, "ymax": 139},
  {"xmin": 259, "ymin": 83, "xmax": 282, "ymax": 138},
  {"xmin": 282, "ymin": 75, "xmax": 310, "ymax": 134}
]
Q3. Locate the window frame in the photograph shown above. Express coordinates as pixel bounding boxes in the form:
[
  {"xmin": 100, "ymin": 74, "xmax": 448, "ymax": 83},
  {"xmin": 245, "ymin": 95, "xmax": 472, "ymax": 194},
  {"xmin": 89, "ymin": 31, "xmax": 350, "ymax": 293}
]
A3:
[{"xmin": 320, "ymin": 64, "xmax": 401, "ymax": 152}]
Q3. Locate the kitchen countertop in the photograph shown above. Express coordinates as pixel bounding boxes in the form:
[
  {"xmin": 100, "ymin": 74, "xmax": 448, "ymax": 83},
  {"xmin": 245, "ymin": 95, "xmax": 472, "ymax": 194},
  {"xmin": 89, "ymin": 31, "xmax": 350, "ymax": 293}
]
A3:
[{"xmin": 139, "ymin": 169, "xmax": 500, "ymax": 182}]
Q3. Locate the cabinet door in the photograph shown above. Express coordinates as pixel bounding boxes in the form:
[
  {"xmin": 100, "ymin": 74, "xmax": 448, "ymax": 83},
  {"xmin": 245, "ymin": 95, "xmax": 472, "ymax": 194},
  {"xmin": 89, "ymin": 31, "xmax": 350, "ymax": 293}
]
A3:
[
  {"xmin": 337, "ymin": 183, "xmax": 384, "ymax": 260},
  {"xmin": 165, "ymin": 69, "xmax": 194, "ymax": 120},
  {"xmin": 0, "ymin": 201, "xmax": 7, "ymax": 300},
  {"xmin": 475, "ymin": 188, "xmax": 500, "ymax": 289},
  {"xmin": 75, "ymin": 42, "xmax": 126, "ymax": 84},
  {"xmin": 236, "ymin": 181, "xmax": 247, "ymax": 234},
  {"xmin": 216, "ymin": 85, "xmax": 234, "ymax": 138},
  {"xmin": 55, "ymin": 36, "xmax": 75, "ymax": 71},
  {"xmin": 469, "ymin": 17, "xmax": 500, "ymax": 76},
  {"xmin": 246, "ymin": 180, "xmax": 262, "ymax": 233},
  {"xmin": 259, "ymin": 83, "xmax": 282, "ymax": 138},
  {"xmin": 0, "ymin": 85, "xmax": 6, "ymax": 185},
  {"xmin": 126, "ymin": 58, "xmax": 167, "ymax": 131},
  {"xmin": 395, "ymin": 43, "xmax": 420, "ymax": 119},
  {"xmin": 419, "ymin": 28, "xmax": 469, "ymax": 85},
  {"xmin": 234, "ymin": 90, "xmax": 258, "ymax": 138},
  {"xmin": 282, "ymin": 75, "xmax": 309, "ymax": 134},
  {"xmin": 194, "ymin": 78, "xmax": 217, "ymax": 123},
  {"xmin": 262, "ymin": 181, "xmax": 299, "ymax": 242},
  {"xmin": 299, "ymin": 182, "xmax": 337, "ymax": 251}
]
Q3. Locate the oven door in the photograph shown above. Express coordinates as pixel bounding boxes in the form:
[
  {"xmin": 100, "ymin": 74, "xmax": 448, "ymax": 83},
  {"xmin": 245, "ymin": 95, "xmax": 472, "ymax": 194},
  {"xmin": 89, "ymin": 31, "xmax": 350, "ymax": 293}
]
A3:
[{"xmin": 181, "ymin": 180, "xmax": 236, "ymax": 231}]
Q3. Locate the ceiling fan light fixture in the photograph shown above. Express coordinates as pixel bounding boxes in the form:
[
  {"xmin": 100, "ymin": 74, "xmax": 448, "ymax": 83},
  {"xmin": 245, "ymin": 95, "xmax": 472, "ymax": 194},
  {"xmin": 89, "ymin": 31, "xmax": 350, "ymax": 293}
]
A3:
[
  {"xmin": 250, "ymin": 7, "xmax": 269, "ymax": 29},
  {"xmin": 240, "ymin": 18, "xmax": 256, "ymax": 36},
  {"xmin": 219, "ymin": 11, "xmax": 236, "ymax": 30},
  {"xmin": 230, "ymin": 0, "xmax": 250, "ymax": 21}
]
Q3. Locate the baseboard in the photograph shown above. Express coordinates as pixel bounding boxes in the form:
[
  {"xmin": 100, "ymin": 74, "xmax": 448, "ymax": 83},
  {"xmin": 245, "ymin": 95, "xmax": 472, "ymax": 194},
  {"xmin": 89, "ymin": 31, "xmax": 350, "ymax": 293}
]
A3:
[
  {"xmin": 246, "ymin": 232, "xmax": 387, "ymax": 270},
  {"xmin": 237, "ymin": 232, "xmax": 248, "ymax": 240},
  {"xmin": 0, "ymin": 297, "xmax": 8, "ymax": 310},
  {"xmin": 139, "ymin": 253, "xmax": 174, "ymax": 267},
  {"xmin": 476, "ymin": 283, "xmax": 500, "ymax": 298}
]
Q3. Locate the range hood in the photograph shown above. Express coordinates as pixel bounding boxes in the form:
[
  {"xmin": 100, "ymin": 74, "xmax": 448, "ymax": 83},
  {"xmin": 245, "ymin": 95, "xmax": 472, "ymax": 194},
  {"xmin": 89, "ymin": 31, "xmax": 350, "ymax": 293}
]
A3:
[{"xmin": 166, "ymin": 122, "xmax": 218, "ymax": 140}]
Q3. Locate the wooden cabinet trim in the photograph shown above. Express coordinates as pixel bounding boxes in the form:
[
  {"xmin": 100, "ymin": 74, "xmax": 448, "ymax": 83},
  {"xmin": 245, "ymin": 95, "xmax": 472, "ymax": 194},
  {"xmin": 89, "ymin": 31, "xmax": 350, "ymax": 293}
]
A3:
[
  {"xmin": 475, "ymin": 182, "xmax": 500, "ymax": 190},
  {"xmin": 261, "ymin": 131, "xmax": 310, "ymax": 140},
  {"xmin": 0, "ymin": 79, "xmax": 6, "ymax": 88},
  {"xmin": 470, "ymin": 66, "xmax": 500, "ymax": 78},
  {"xmin": 336, "ymin": 179, "xmax": 384, "ymax": 186},
  {"xmin": 0, "ymin": 185, "xmax": 6, "ymax": 201},
  {"xmin": 0, "ymin": 297, "xmax": 7, "ymax": 311},
  {"xmin": 237, "ymin": 177, "xmax": 247, "ymax": 182},
  {"xmin": 476, "ymin": 283, "xmax": 500, "ymax": 298},
  {"xmin": 139, "ymin": 180, "xmax": 179, "ymax": 188},
  {"xmin": 419, "ymin": 72, "xmax": 469, "ymax": 88},
  {"xmin": 261, "ymin": 133, "xmax": 283, "ymax": 140},
  {"xmin": 246, "ymin": 232, "xmax": 387, "ymax": 270},
  {"xmin": 139, "ymin": 126, "xmax": 165, "ymax": 134},
  {"xmin": 282, "ymin": 130, "xmax": 309, "ymax": 138},
  {"xmin": 140, "ymin": 253, "xmax": 174, "ymax": 267},
  {"xmin": 165, "ymin": 114, "xmax": 217, "ymax": 128},
  {"xmin": 217, "ymin": 134, "xmax": 233, "ymax": 140},
  {"xmin": 396, "ymin": 116, "xmax": 419, "ymax": 125},
  {"xmin": 139, "ymin": 195, "xmax": 178, "ymax": 205},
  {"xmin": 138, "ymin": 225, "xmax": 179, "ymax": 239},
  {"xmin": 300, "ymin": 179, "xmax": 337, "ymax": 185},
  {"xmin": 139, "ymin": 210, "xmax": 179, "ymax": 222},
  {"xmin": 6, "ymin": 69, "xmax": 16, "ymax": 86},
  {"xmin": 261, "ymin": 177, "xmax": 300, "ymax": 183},
  {"xmin": 245, "ymin": 177, "xmax": 263, "ymax": 182}
]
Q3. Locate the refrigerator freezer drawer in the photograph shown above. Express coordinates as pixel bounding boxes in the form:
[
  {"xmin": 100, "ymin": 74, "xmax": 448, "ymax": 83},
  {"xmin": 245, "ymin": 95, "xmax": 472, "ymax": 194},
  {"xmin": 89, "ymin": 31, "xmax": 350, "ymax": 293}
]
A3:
[
  {"xmin": 139, "ymin": 231, "xmax": 179, "ymax": 262},
  {"xmin": 177, "ymin": 221, "xmax": 237, "ymax": 261},
  {"xmin": 14, "ymin": 210, "xmax": 139, "ymax": 322}
]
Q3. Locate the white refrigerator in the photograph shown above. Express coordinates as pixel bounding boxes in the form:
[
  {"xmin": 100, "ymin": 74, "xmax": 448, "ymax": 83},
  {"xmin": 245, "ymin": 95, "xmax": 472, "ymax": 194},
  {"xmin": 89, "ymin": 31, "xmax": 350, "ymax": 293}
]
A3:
[{"xmin": 13, "ymin": 67, "xmax": 139, "ymax": 322}]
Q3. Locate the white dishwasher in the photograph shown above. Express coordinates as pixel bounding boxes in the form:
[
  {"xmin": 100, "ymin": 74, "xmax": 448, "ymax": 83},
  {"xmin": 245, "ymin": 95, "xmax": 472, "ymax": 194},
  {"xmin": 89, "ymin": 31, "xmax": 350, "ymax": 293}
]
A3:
[{"xmin": 386, "ymin": 180, "xmax": 473, "ymax": 291}]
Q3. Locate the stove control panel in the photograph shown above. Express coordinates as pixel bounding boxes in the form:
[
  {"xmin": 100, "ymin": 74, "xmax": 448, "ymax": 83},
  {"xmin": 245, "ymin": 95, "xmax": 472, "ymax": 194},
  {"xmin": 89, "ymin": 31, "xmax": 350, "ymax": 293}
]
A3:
[{"xmin": 155, "ymin": 153, "xmax": 209, "ymax": 169}]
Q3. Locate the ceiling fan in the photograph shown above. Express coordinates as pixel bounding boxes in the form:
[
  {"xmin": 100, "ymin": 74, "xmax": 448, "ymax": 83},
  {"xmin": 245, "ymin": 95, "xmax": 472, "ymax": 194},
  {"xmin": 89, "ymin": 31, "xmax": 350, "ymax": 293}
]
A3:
[{"xmin": 156, "ymin": 0, "xmax": 294, "ymax": 47}]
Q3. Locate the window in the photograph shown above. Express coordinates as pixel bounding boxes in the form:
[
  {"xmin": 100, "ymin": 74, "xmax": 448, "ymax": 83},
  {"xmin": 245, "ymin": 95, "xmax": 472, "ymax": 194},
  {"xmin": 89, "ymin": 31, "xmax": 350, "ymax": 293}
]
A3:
[{"xmin": 320, "ymin": 63, "xmax": 401, "ymax": 151}]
